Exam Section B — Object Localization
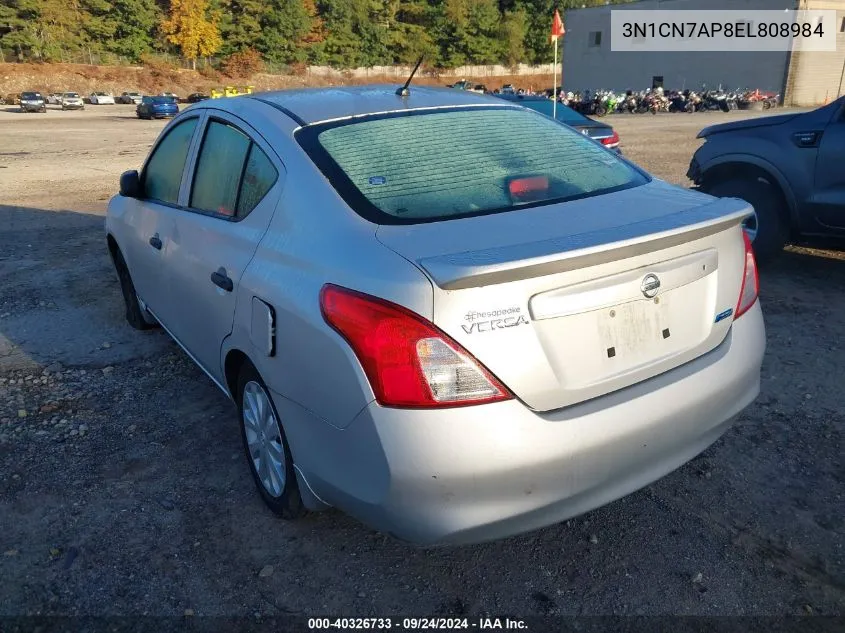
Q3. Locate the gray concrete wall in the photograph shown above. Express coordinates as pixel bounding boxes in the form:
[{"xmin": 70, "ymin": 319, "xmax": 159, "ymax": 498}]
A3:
[{"xmin": 561, "ymin": 0, "xmax": 795, "ymax": 93}]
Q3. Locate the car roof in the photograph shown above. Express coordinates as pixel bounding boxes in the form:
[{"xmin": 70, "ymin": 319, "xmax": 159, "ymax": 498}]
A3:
[{"xmin": 247, "ymin": 84, "xmax": 505, "ymax": 125}]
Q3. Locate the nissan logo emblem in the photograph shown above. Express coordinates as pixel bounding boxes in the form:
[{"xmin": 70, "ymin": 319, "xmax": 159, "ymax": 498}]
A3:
[{"xmin": 641, "ymin": 273, "xmax": 661, "ymax": 298}]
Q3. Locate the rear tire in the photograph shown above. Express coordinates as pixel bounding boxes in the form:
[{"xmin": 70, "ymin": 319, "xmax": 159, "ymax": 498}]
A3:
[
  {"xmin": 237, "ymin": 363, "xmax": 305, "ymax": 519},
  {"xmin": 111, "ymin": 247, "xmax": 157, "ymax": 330},
  {"xmin": 706, "ymin": 177, "xmax": 790, "ymax": 262}
]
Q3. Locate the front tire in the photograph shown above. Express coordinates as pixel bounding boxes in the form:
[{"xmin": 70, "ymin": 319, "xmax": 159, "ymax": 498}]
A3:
[
  {"xmin": 706, "ymin": 177, "xmax": 790, "ymax": 262},
  {"xmin": 237, "ymin": 363, "xmax": 305, "ymax": 519}
]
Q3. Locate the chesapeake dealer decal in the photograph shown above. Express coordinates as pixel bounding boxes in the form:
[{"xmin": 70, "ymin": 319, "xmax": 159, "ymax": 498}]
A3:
[{"xmin": 462, "ymin": 306, "xmax": 530, "ymax": 334}]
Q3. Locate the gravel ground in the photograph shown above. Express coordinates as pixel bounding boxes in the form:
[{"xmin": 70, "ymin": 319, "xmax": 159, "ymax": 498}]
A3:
[{"xmin": 0, "ymin": 104, "xmax": 843, "ymax": 618}]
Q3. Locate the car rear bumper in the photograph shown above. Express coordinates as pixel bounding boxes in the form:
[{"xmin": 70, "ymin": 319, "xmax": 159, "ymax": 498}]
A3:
[
  {"xmin": 62, "ymin": 104, "xmax": 84, "ymax": 109},
  {"xmin": 20, "ymin": 104, "xmax": 45, "ymax": 111},
  {"xmin": 279, "ymin": 301, "xmax": 765, "ymax": 546}
]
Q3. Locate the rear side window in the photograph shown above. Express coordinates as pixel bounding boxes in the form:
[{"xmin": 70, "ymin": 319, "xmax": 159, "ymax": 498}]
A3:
[
  {"xmin": 297, "ymin": 107, "xmax": 647, "ymax": 224},
  {"xmin": 191, "ymin": 121, "xmax": 251, "ymax": 216},
  {"xmin": 143, "ymin": 117, "xmax": 198, "ymax": 205},
  {"xmin": 238, "ymin": 145, "xmax": 277, "ymax": 216},
  {"xmin": 190, "ymin": 120, "xmax": 279, "ymax": 218}
]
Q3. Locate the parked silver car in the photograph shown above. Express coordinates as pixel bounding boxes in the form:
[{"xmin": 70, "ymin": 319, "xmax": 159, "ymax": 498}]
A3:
[
  {"xmin": 60, "ymin": 92, "xmax": 85, "ymax": 111},
  {"xmin": 105, "ymin": 86, "xmax": 765, "ymax": 545}
]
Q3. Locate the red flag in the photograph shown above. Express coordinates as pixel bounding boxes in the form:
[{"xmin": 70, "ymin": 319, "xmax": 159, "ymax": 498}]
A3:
[{"xmin": 551, "ymin": 9, "xmax": 565, "ymax": 42}]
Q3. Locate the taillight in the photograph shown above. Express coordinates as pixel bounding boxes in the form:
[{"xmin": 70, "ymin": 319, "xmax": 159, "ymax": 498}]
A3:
[
  {"xmin": 600, "ymin": 130, "xmax": 620, "ymax": 147},
  {"xmin": 320, "ymin": 285, "xmax": 513, "ymax": 408},
  {"xmin": 735, "ymin": 230, "xmax": 759, "ymax": 319}
]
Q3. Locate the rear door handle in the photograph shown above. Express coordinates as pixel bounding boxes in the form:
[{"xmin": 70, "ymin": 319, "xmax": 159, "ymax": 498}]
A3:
[
  {"xmin": 149, "ymin": 235, "xmax": 162, "ymax": 250},
  {"xmin": 211, "ymin": 268, "xmax": 233, "ymax": 292}
]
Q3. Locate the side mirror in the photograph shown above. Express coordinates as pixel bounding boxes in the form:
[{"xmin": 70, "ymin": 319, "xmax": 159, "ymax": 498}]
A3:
[{"xmin": 119, "ymin": 170, "xmax": 142, "ymax": 198}]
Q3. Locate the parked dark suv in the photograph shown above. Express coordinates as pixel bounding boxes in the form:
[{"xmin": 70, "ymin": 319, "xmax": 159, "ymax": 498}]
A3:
[
  {"xmin": 19, "ymin": 91, "xmax": 47, "ymax": 113},
  {"xmin": 688, "ymin": 96, "xmax": 844, "ymax": 260}
]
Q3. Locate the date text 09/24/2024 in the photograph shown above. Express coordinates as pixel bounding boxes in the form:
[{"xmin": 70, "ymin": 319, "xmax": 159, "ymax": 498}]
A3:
[{"xmin": 307, "ymin": 617, "xmax": 528, "ymax": 630}]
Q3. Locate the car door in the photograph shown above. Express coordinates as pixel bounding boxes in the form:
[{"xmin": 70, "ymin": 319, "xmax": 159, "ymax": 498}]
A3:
[
  {"xmin": 812, "ymin": 103, "xmax": 845, "ymax": 231},
  {"xmin": 155, "ymin": 114, "xmax": 285, "ymax": 382},
  {"xmin": 120, "ymin": 116, "xmax": 201, "ymax": 312}
]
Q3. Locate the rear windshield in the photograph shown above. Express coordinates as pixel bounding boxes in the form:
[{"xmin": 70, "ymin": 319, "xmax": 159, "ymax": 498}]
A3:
[
  {"xmin": 297, "ymin": 106, "xmax": 647, "ymax": 224},
  {"xmin": 63, "ymin": 93, "xmax": 79, "ymax": 98},
  {"xmin": 21, "ymin": 92, "xmax": 41, "ymax": 99},
  {"xmin": 152, "ymin": 96, "xmax": 175, "ymax": 104}
]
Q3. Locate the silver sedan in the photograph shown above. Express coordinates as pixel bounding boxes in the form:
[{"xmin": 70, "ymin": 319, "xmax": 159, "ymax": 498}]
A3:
[{"xmin": 105, "ymin": 86, "xmax": 765, "ymax": 545}]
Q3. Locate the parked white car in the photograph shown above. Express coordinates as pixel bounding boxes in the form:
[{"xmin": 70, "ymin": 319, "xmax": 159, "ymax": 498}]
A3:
[
  {"xmin": 61, "ymin": 92, "xmax": 85, "ymax": 110},
  {"xmin": 89, "ymin": 92, "xmax": 116, "ymax": 105},
  {"xmin": 47, "ymin": 93, "xmax": 63, "ymax": 105}
]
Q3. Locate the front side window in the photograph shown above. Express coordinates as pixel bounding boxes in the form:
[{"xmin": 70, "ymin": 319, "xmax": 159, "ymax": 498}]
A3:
[
  {"xmin": 142, "ymin": 117, "xmax": 198, "ymax": 205},
  {"xmin": 297, "ymin": 106, "xmax": 647, "ymax": 224},
  {"xmin": 190, "ymin": 120, "xmax": 279, "ymax": 218}
]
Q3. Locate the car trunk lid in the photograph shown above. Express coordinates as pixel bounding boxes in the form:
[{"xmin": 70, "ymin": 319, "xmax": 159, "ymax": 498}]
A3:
[{"xmin": 376, "ymin": 180, "xmax": 752, "ymax": 411}]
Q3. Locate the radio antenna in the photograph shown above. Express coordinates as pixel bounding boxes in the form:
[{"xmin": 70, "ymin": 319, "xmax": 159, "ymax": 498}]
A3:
[{"xmin": 396, "ymin": 56, "xmax": 425, "ymax": 97}]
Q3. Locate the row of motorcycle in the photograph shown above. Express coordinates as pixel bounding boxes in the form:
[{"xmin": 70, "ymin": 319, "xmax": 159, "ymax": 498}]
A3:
[{"xmin": 563, "ymin": 89, "xmax": 780, "ymax": 117}]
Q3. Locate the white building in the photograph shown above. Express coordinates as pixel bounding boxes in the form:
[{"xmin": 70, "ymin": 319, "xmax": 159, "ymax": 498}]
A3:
[{"xmin": 561, "ymin": 0, "xmax": 845, "ymax": 106}]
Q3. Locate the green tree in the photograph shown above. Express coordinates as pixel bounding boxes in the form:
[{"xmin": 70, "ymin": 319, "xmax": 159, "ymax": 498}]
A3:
[
  {"xmin": 13, "ymin": 0, "xmax": 89, "ymax": 61},
  {"xmin": 434, "ymin": 0, "xmax": 502, "ymax": 67},
  {"xmin": 218, "ymin": 0, "xmax": 264, "ymax": 56},
  {"xmin": 105, "ymin": 0, "xmax": 162, "ymax": 61},
  {"xmin": 162, "ymin": 0, "xmax": 222, "ymax": 69},
  {"xmin": 312, "ymin": 0, "xmax": 392, "ymax": 67},
  {"xmin": 0, "ymin": 0, "xmax": 42, "ymax": 60},
  {"xmin": 383, "ymin": 0, "xmax": 437, "ymax": 64},
  {"xmin": 259, "ymin": 0, "xmax": 320, "ymax": 65},
  {"xmin": 499, "ymin": 6, "xmax": 527, "ymax": 66}
]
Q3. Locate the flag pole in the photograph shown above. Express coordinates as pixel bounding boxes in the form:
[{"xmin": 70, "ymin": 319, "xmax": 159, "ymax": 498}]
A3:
[{"xmin": 553, "ymin": 38, "xmax": 558, "ymax": 120}]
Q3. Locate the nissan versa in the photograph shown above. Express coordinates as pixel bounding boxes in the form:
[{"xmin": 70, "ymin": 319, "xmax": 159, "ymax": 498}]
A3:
[{"xmin": 105, "ymin": 86, "xmax": 765, "ymax": 545}]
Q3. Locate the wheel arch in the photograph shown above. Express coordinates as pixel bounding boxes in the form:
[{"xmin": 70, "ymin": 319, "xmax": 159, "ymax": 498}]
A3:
[
  {"xmin": 698, "ymin": 155, "xmax": 798, "ymax": 228},
  {"xmin": 223, "ymin": 347, "xmax": 250, "ymax": 401},
  {"xmin": 106, "ymin": 232, "xmax": 118, "ymax": 252},
  {"xmin": 223, "ymin": 345, "xmax": 331, "ymax": 511}
]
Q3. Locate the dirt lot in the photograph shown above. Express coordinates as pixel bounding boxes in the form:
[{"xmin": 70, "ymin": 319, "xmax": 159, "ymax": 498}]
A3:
[{"xmin": 0, "ymin": 103, "xmax": 843, "ymax": 619}]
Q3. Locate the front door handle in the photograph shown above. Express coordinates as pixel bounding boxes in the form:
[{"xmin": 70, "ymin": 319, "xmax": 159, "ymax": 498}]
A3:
[
  {"xmin": 149, "ymin": 235, "xmax": 162, "ymax": 250},
  {"xmin": 211, "ymin": 268, "xmax": 233, "ymax": 292}
]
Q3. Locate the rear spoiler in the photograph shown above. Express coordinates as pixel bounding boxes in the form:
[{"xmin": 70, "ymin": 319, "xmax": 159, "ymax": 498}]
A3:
[{"xmin": 417, "ymin": 198, "xmax": 752, "ymax": 290}]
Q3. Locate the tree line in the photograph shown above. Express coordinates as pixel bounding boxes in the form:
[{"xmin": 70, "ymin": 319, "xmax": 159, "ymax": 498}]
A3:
[{"xmin": 0, "ymin": 0, "xmax": 631, "ymax": 70}]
